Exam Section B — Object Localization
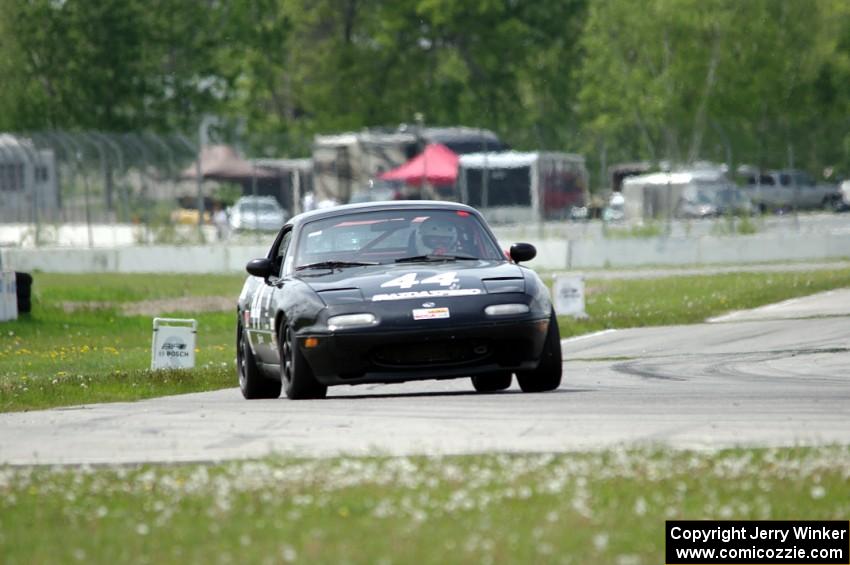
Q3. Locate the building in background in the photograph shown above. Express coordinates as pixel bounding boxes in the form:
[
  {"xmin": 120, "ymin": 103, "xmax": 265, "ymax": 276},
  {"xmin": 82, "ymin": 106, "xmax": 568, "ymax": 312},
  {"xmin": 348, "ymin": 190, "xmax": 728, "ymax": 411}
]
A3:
[{"xmin": 0, "ymin": 135, "xmax": 59, "ymax": 223}]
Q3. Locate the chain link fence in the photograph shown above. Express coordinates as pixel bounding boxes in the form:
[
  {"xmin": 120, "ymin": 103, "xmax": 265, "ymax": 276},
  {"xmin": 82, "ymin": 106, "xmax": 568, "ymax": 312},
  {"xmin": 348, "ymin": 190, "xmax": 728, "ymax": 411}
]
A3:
[
  {"xmin": 0, "ymin": 130, "xmax": 314, "ymax": 247},
  {"xmin": 2, "ymin": 124, "xmax": 848, "ymax": 248}
]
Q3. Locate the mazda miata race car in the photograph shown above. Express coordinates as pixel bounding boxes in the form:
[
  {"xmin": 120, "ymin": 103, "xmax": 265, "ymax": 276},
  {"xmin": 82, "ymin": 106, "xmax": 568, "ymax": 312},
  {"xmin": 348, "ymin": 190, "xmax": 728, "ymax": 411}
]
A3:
[{"xmin": 236, "ymin": 201, "xmax": 562, "ymax": 399}]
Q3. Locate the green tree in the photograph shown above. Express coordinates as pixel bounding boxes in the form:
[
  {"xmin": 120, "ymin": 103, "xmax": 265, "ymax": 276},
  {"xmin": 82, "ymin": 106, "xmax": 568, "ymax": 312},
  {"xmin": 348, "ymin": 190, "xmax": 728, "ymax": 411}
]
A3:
[
  {"xmin": 0, "ymin": 0, "xmax": 232, "ymax": 132},
  {"xmin": 221, "ymin": 0, "xmax": 587, "ymax": 154},
  {"xmin": 577, "ymin": 0, "xmax": 850, "ymax": 179}
]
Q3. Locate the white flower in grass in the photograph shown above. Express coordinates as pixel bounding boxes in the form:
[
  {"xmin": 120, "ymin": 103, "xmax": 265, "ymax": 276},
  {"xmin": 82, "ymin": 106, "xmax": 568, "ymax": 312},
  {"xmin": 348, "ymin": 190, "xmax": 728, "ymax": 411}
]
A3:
[
  {"xmin": 136, "ymin": 523, "xmax": 149, "ymax": 536},
  {"xmin": 593, "ymin": 533, "xmax": 609, "ymax": 551},
  {"xmin": 810, "ymin": 485, "xmax": 826, "ymax": 499},
  {"xmin": 280, "ymin": 545, "xmax": 297, "ymax": 562},
  {"xmin": 287, "ymin": 509, "xmax": 302, "ymax": 521},
  {"xmin": 633, "ymin": 497, "xmax": 646, "ymax": 516},
  {"xmin": 372, "ymin": 500, "xmax": 394, "ymax": 519}
]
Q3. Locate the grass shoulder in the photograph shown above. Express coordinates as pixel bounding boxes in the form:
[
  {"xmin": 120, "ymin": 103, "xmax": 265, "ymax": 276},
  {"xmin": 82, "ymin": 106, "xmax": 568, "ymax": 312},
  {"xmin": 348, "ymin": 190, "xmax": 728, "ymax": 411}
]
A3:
[
  {"xmin": 1, "ymin": 273, "xmax": 243, "ymax": 413},
  {"xmin": 1, "ymin": 446, "xmax": 847, "ymax": 563},
  {"xmin": 556, "ymin": 268, "xmax": 850, "ymax": 337}
]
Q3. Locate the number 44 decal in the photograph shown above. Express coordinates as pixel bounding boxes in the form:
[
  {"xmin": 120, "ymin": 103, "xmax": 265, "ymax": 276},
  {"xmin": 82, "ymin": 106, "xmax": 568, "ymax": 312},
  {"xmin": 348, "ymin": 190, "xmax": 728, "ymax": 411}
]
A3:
[{"xmin": 381, "ymin": 272, "xmax": 459, "ymax": 289}]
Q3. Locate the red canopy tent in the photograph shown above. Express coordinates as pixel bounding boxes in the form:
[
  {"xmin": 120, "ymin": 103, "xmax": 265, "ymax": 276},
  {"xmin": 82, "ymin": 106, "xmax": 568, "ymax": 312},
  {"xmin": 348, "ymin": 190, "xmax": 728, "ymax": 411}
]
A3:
[{"xmin": 379, "ymin": 143, "xmax": 459, "ymax": 186}]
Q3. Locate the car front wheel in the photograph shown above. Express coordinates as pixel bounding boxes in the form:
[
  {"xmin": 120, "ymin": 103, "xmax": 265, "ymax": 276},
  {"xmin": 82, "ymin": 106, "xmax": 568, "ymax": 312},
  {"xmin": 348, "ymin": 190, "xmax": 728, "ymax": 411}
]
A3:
[
  {"xmin": 516, "ymin": 310, "xmax": 563, "ymax": 393},
  {"xmin": 280, "ymin": 324, "xmax": 327, "ymax": 399},
  {"xmin": 237, "ymin": 323, "xmax": 281, "ymax": 399}
]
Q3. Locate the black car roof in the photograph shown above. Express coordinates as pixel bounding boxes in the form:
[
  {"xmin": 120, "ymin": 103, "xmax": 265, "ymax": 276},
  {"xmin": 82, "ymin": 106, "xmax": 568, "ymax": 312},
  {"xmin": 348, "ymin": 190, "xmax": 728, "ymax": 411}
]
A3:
[{"xmin": 287, "ymin": 200, "xmax": 483, "ymax": 229}]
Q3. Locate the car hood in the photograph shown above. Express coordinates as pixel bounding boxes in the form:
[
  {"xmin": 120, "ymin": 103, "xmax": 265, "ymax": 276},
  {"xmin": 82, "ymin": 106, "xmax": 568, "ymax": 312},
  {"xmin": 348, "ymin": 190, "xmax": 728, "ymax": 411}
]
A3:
[{"xmin": 300, "ymin": 261, "xmax": 526, "ymax": 303}]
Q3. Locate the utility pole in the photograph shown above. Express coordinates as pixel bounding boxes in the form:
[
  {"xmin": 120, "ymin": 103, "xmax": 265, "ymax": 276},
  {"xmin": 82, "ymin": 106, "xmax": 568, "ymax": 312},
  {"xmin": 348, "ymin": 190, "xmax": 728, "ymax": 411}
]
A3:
[{"xmin": 197, "ymin": 115, "xmax": 219, "ymax": 241}]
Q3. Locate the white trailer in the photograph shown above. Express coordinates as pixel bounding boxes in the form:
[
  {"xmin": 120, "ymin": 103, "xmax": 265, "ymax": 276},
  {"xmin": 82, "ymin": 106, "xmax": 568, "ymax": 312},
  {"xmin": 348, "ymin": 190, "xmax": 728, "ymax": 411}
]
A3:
[
  {"xmin": 621, "ymin": 167, "xmax": 731, "ymax": 221},
  {"xmin": 457, "ymin": 151, "xmax": 588, "ymax": 224},
  {"xmin": 312, "ymin": 131, "xmax": 415, "ymax": 205}
]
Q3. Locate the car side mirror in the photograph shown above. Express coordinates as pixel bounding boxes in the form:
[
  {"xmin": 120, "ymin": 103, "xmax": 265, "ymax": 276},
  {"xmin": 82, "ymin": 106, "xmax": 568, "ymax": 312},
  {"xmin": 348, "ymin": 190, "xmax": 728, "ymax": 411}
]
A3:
[
  {"xmin": 509, "ymin": 243, "xmax": 536, "ymax": 264},
  {"xmin": 246, "ymin": 258, "xmax": 273, "ymax": 278}
]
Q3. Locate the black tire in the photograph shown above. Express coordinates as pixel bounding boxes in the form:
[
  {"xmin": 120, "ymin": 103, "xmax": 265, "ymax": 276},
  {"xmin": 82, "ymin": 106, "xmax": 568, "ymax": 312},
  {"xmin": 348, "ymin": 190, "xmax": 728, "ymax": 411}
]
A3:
[
  {"xmin": 16, "ymin": 292, "xmax": 31, "ymax": 314},
  {"xmin": 280, "ymin": 324, "xmax": 327, "ymax": 400},
  {"xmin": 516, "ymin": 309, "xmax": 563, "ymax": 393},
  {"xmin": 471, "ymin": 372, "xmax": 512, "ymax": 392},
  {"xmin": 15, "ymin": 272, "xmax": 32, "ymax": 313},
  {"xmin": 824, "ymin": 196, "xmax": 842, "ymax": 212},
  {"xmin": 237, "ymin": 323, "xmax": 281, "ymax": 399}
]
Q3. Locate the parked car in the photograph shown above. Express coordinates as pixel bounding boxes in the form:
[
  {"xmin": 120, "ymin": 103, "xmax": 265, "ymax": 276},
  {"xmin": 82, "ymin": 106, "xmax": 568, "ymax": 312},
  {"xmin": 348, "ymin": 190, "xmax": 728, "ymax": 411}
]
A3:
[
  {"xmin": 229, "ymin": 196, "xmax": 288, "ymax": 232},
  {"xmin": 602, "ymin": 191, "xmax": 625, "ymax": 222},
  {"xmin": 170, "ymin": 207, "xmax": 211, "ymax": 225},
  {"xmin": 235, "ymin": 201, "xmax": 562, "ymax": 399},
  {"xmin": 170, "ymin": 196, "xmax": 217, "ymax": 225},
  {"xmin": 713, "ymin": 186, "xmax": 754, "ymax": 216},
  {"xmin": 740, "ymin": 169, "xmax": 843, "ymax": 213}
]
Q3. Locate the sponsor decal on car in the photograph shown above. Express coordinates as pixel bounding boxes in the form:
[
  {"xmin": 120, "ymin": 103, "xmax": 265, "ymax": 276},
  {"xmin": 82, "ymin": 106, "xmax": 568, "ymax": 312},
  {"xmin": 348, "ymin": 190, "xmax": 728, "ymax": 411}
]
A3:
[
  {"xmin": 372, "ymin": 288, "xmax": 482, "ymax": 302},
  {"xmin": 412, "ymin": 307, "xmax": 450, "ymax": 320},
  {"xmin": 381, "ymin": 272, "xmax": 460, "ymax": 289}
]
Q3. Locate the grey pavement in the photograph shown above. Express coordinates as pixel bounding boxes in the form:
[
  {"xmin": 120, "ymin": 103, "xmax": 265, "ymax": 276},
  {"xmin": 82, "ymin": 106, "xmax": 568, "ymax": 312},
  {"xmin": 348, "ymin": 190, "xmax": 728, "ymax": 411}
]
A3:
[
  {"xmin": 707, "ymin": 288, "xmax": 850, "ymax": 322},
  {"xmin": 1, "ymin": 290, "xmax": 849, "ymax": 465}
]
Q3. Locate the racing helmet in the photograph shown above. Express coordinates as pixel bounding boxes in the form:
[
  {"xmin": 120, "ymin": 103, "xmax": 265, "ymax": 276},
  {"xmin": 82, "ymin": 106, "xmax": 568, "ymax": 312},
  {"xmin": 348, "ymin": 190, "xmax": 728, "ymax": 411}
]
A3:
[{"xmin": 416, "ymin": 217, "xmax": 459, "ymax": 254}]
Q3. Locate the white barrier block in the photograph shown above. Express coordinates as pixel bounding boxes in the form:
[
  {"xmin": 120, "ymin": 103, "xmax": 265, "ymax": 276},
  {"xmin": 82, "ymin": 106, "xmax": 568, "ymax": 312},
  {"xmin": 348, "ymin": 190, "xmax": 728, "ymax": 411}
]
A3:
[
  {"xmin": 0, "ymin": 271, "xmax": 17, "ymax": 322},
  {"xmin": 553, "ymin": 274, "xmax": 587, "ymax": 318},
  {"xmin": 151, "ymin": 318, "xmax": 197, "ymax": 370}
]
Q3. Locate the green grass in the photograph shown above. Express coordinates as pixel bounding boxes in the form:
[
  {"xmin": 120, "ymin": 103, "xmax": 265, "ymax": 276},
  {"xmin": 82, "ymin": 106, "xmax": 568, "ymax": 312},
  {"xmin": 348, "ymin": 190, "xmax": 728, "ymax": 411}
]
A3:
[
  {"xmin": 1, "ymin": 447, "xmax": 847, "ymax": 564},
  {"xmin": 1, "ymin": 273, "xmax": 244, "ymax": 412},
  {"xmin": 557, "ymin": 268, "xmax": 850, "ymax": 338},
  {"xmin": 2, "ymin": 268, "xmax": 850, "ymax": 412}
]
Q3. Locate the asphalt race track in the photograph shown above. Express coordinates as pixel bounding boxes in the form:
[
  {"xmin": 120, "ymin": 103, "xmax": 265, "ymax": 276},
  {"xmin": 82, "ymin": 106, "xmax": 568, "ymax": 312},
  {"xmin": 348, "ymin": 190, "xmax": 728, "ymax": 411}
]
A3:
[{"xmin": 1, "ymin": 290, "xmax": 849, "ymax": 465}]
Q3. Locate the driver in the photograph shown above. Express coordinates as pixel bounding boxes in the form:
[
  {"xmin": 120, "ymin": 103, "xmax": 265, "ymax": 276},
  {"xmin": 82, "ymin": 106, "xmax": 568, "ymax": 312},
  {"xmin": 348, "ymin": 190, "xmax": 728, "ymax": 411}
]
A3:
[{"xmin": 414, "ymin": 217, "xmax": 459, "ymax": 255}]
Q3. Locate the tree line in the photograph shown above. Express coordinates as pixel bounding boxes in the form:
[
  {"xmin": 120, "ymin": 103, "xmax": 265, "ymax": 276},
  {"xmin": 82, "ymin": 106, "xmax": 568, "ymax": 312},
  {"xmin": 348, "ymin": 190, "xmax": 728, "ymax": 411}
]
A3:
[{"xmin": 2, "ymin": 0, "xmax": 849, "ymax": 183}]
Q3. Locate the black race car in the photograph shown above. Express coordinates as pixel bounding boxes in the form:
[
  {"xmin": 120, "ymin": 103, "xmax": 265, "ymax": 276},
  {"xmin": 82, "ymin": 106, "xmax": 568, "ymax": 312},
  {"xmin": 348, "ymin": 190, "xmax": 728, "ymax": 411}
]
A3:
[{"xmin": 236, "ymin": 201, "xmax": 561, "ymax": 399}]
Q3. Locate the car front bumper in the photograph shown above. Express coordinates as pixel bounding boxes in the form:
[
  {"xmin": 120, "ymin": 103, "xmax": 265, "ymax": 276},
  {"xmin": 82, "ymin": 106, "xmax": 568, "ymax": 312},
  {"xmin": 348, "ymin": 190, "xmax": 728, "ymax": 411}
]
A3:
[{"xmin": 299, "ymin": 318, "xmax": 551, "ymax": 385}]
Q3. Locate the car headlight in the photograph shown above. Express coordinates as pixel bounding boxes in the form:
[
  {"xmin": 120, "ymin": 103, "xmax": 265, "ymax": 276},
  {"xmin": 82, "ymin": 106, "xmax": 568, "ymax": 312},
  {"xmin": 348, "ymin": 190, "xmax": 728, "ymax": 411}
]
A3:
[
  {"xmin": 484, "ymin": 304, "xmax": 530, "ymax": 316},
  {"xmin": 327, "ymin": 313, "xmax": 378, "ymax": 330}
]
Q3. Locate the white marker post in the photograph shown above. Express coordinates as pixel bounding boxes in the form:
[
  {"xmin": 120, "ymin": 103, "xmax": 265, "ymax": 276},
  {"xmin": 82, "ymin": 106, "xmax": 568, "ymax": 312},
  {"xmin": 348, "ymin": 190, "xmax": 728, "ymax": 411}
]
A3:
[
  {"xmin": 151, "ymin": 318, "xmax": 197, "ymax": 370},
  {"xmin": 552, "ymin": 274, "xmax": 587, "ymax": 319}
]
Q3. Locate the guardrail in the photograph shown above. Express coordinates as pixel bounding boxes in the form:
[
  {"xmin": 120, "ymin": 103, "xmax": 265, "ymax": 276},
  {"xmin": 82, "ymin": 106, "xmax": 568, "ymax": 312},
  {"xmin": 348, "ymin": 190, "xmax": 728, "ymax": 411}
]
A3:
[{"xmin": 3, "ymin": 232, "xmax": 849, "ymax": 273}]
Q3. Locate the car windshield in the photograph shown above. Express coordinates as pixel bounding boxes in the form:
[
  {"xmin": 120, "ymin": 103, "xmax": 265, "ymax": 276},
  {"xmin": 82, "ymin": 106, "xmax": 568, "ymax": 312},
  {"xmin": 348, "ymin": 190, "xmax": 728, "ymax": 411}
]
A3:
[{"xmin": 294, "ymin": 208, "xmax": 504, "ymax": 268}]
